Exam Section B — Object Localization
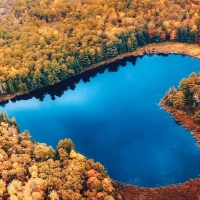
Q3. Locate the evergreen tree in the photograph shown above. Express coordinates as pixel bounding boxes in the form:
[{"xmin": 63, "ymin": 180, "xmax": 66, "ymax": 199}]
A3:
[
  {"xmin": 106, "ymin": 41, "xmax": 118, "ymax": 58},
  {"xmin": 26, "ymin": 72, "xmax": 34, "ymax": 90},
  {"xmin": 5, "ymin": 78, "xmax": 17, "ymax": 93},
  {"xmin": 188, "ymin": 31, "xmax": 196, "ymax": 43},
  {"xmin": 51, "ymin": 59, "xmax": 60, "ymax": 74},
  {"xmin": 43, "ymin": 63, "xmax": 59, "ymax": 85},
  {"xmin": 127, "ymin": 33, "xmax": 138, "ymax": 52},
  {"xmin": 178, "ymin": 78, "xmax": 189, "ymax": 95},
  {"xmin": 66, "ymin": 56, "xmax": 80, "ymax": 73},
  {"xmin": 18, "ymin": 82, "xmax": 28, "ymax": 92},
  {"xmin": 88, "ymin": 48, "xmax": 96, "ymax": 64},
  {"xmin": 59, "ymin": 64, "xmax": 69, "ymax": 80},
  {"xmin": 115, "ymin": 32, "xmax": 129, "ymax": 53},
  {"xmin": 13, "ymin": 78, "xmax": 19, "ymax": 92},
  {"xmin": 135, "ymin": 30, "xmax": 147, "ymax": 47},
  {"xmin": 95, "ymin": 46, "xmax": 105, "ymax": 62},
  {"xmin": 32, "ymin": 70, "xmax": 44, "ymax": 89},
  {"xmin": 47, "ymin": 70, "xmax": 59, "ymax": 85},
  {"xmin": 177, "ymin": 27, "xmax": 188, "ymax": 43},
  {"xmin": 79, "ymin": 50, "xmax": 90, "ymax": 68}
]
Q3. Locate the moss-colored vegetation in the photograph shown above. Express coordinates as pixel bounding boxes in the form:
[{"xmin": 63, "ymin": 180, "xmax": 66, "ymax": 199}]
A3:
[
  {"xmin": 162, "ymin": 72, "xmax": 200, "ymax": 124},
  {"xmin": 0, "ymin": 113, "xmax": 117, "ymax": 199},
  {"xmin": 1, "ymin": 0, "xmax": 200, "ymax": 94}
]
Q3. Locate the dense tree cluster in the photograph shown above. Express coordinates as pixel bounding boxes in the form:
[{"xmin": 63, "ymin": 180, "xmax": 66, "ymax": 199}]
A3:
[
  {"xmin": 162, "ymin": 72, "xmax": 200, "ymax": 123},
  {"xmin": 0, "ymin": 113, "xmax": 118, "ymax": 199},
  {"xmin": 0, "ymin": 113, "xmax": 200, "ymax": 199},
  {"xmin": 1, "ymin": 0, "xmax": 200, "ymax": 94}
]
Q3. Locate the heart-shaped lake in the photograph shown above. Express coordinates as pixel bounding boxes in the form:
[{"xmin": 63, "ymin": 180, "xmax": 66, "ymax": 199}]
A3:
[{"xmin": 1, "ymin": 54, "xmax": 200, "ymax": 187}]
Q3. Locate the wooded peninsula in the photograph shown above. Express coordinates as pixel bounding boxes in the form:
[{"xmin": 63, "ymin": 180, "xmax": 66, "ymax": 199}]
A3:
[
  {"xmin": 161, "ymin": 72, "xmax": 200, "ymax": 142},
  {"xmin": 1, "ymin": 0, "xmax": 200, "ymax": 199}
]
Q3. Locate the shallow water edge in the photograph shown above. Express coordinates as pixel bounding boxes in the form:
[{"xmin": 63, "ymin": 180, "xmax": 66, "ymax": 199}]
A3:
[{"xmin": 1, "ymin": 42, "xmax": 200, "ymax": 103}]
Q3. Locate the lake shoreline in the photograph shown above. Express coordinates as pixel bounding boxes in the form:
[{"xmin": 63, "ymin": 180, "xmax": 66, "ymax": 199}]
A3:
[
  {"xmin": 1, "ymin": 42, "xmax": 200, "ymax": 103},
  {"xmin": 113, "ymin": 178, "xmax": 200, "ymax": 200},
  {"xmin": 160, "ymin": 100, "xmax": 200, "ymax": 144},
  {"xmin": 114, "ymin": 99, "xmax": 200, "ymax": 199},
  {"xmin": 82, "ymin": 41, "xmax": 200, "ymax": 74},
  {"xmin": 1, "ymin": 42, "xmax": 200, "ymax": 199},
  {"xmin": 82, "ymin": 42, "xmax": 200, "ymax": 198}
]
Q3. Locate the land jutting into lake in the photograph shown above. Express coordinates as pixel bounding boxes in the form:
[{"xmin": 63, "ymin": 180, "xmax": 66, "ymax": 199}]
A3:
[
  {"xmin": 160, "ymin": 71, "xmax": 200, "ymax": 144},
  {"xmin": 1, "ymin": 42, "xmax": 200, "ymax": 200},
  {"xmin": 1, "ymin": 0, "xmax": 200, "ymax": 198}
]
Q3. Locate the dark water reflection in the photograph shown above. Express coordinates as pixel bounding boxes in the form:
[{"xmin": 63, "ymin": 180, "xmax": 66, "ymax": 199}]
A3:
[
  {"xmin": 0, "ymin": 56, "xmax": 137, "ymax": 106},
  {"xmin": 1, "ymin": 54, "xmax": 200, "ymax": 187}
]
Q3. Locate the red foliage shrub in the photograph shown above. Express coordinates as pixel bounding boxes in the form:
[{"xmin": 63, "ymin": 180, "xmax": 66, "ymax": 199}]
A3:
[
  {"xmin": 148, "ymin": 29, "xmax": 157, "ymax": 38},
  {"xmin": 160, "ymin": 31, "xmax": 166, "ymax": 41}
]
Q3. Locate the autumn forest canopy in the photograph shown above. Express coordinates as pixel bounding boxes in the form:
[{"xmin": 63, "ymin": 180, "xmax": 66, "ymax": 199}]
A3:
[
  {"xmin": 1, "ymin": 0, "xmax": 200, "ymax": 94},
  {"xmin": 1, "ymin": 1, "xmax": 200, "ymax": 199},
  {"xmin": 0, "ymin": 114, "xmax": 118, "ymax": 199},
  {"xmin": 162, "ymin": 72, "xmax": 200, "ymax": 124}
]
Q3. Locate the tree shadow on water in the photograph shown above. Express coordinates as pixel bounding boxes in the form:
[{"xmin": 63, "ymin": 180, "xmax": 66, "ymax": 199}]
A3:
[{"xmin": 0, "ymin": 56, "xmax": 139, "ymax": 106}]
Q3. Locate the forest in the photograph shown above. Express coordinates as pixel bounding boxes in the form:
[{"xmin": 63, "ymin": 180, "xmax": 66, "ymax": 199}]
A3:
[
  {"xmin": 0, "ymin": 113, "xmax": 118, "ymax": 199},
  {"xmin": 162, "ymin": 72, "xmax": 200, "ymax": 124},
  {"xmin": 1, "ymin": 0, "xmax": 200, "ymax": 94}
]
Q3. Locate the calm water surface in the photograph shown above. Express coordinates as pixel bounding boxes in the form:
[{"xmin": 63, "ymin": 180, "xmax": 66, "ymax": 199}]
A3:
[{"xmin": 1, "ymin": 55, "xmax": 200, "ymax": 187}]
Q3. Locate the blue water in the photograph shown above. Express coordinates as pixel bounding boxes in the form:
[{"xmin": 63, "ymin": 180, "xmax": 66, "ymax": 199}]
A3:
[{"xmin": 1, "ymin": 54, "xmax": 200, "ymax": 187}]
